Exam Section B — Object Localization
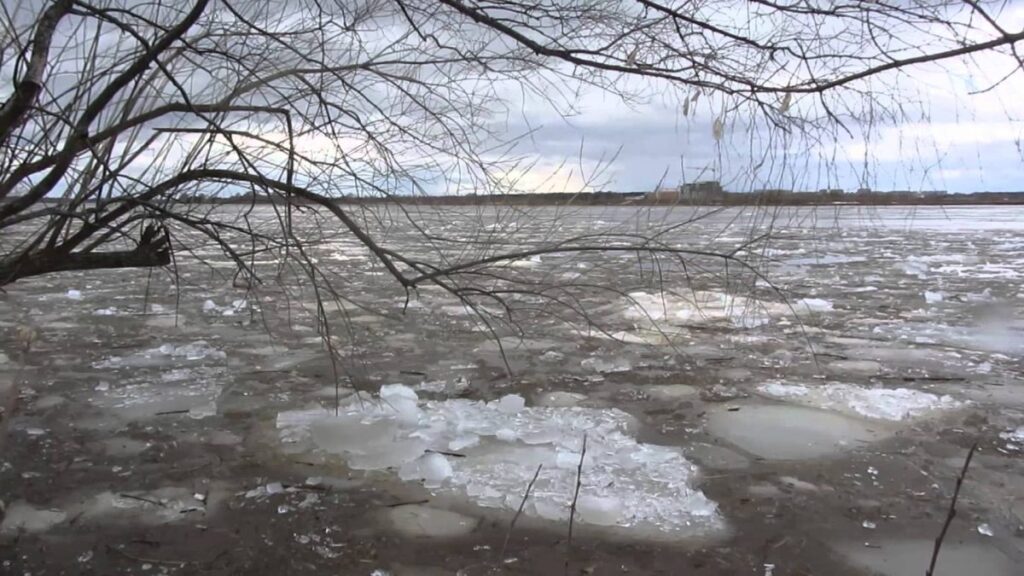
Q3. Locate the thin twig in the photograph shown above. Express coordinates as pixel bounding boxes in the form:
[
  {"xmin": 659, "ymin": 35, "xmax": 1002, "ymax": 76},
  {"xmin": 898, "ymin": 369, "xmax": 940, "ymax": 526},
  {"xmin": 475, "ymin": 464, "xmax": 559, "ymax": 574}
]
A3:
[
  {"xmin": 565, "ymin": 433, "xmax": 587, "ymax": 576},
  {"xmin": 106, "ymin": 545, "xmax": 186, "ymax": 566},
  {"xmin": 118, "ymin": 493, "xmax": 165, "ymax": 507},
  {"xmin": 385, "ymin": 499, "xmax": 430, "ymax": 508},
  {"xmin": 501, "ymin": 463, "xmax": 543, "ymax": 560},
  {"xmin": 925, "ymin": 442, "xmax": 978, "ymax": 576}
]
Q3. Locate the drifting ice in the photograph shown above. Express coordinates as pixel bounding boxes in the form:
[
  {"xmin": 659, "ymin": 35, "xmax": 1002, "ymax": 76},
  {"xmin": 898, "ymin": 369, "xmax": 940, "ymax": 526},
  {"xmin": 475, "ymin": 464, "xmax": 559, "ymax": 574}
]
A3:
[
  {"xmin": 757, "ymin": 382, "xmax": 960, "ymax": 421},
  {"xmin": 277, "ymin": 385, "xmax": 719, "ymax": 533}
]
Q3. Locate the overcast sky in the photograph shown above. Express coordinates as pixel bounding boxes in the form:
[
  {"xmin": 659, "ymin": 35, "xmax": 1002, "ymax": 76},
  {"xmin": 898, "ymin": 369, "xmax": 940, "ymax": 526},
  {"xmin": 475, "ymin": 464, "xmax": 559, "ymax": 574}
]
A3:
[{"xmin": 496, "ymin": 11, "xmax": 1024, "ymax": 195}]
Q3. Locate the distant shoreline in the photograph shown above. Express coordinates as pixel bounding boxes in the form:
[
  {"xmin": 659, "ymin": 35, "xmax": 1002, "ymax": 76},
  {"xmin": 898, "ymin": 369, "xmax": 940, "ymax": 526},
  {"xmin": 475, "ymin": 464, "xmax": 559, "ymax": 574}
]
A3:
[{"xmin": 20, "ymin": 191, "xmax": 1024, "ymax": 207}]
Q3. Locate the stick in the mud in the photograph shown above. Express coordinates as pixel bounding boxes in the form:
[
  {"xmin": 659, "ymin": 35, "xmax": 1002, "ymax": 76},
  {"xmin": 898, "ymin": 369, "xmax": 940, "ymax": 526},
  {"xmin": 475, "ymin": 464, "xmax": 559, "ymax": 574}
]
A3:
[
  {"xmin": 925, "ymin": 442, "xmax": 978, "ymax": 576},
  {"xmin": 501, "ymin": 463, "xmax": 543, "ymax": 560},
  {"xmin": 565, "ymin": 433, "xmax": 587, "ymax": 576}
]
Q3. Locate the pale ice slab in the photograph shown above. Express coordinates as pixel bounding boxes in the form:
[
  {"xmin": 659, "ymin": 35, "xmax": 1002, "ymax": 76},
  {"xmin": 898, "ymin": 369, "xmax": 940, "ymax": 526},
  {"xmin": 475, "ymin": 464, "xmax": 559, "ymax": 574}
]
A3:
[
  {"xmin": 0, "ymin": 501, "xmax": 66, "ymax": 534},
  {"xmin": 707, "ymin": 404, "xmax": 885, "ymax": 460},
  {"xmin": 622, "ymin": 290, "xmax": 785, "ymax": 328},
  {"xmin": 93, "ymin": 341, "xmax": 226, "ymax": 369},
  {"xmin": 757, "ymin": 382, "xmax": 960, "ymax": 421},
  {"xmin": 831, "ymin": 540, "xmax": 1015, "ymax": 576},
  {"xmin": 277, "ymin": 385, "xmax": 719, "ymax": 534},
  {"xmin": 796, "ymin": 298, "xmax": 833, "ymax": 313},
  {"xmin": 385, "ymin": 505, "xmax": 478, "ymax": 538}
]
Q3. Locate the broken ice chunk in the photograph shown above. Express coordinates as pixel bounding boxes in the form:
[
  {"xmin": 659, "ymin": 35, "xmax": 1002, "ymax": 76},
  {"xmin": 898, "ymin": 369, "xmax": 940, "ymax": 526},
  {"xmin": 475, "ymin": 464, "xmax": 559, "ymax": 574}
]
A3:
[
  {"xmin": 399, "ymin": 453, "xmax": 453, "ymax": 488},
  {"xmin": 66, "ymin": 289, "xmax": 82, "ymax": 300},
  {"xmin": 495, "ymin": 428, "xmax": 517, "ymax": 442},
  {"xmin": 379, "ymin": 384, "xmax": 421, "ymax": 423},
  {"xmin": 555, "ymin": 450, "xmax": 583, "ymax": 469},
  {"xmin": 311, "ymin": 416, "xmax": 428, "ymax": 469},
  {"xmin": 581, "ymin": 357, "xmax": 632, "ymax": 374},
  {"xmin": 797, "ymin": 298, "xmax": 833, "ymax": 312},
  {"xmin": 493, "ymin": 394, "xmax": 525, "ymax": 414},
  {"xmin": 533, "ymin": 498, "xmax": 569, "ymax": 521},
  {"xmin": 576, "ymin": 495, "xmax": 622, "ymax": 526},
  {"xmin": 0, "ymin": 501, "xmax": 67, "ymax": 534},
  {"xmin": 449, "ymin": 434, "xmax": 480, "ymax": 451}
]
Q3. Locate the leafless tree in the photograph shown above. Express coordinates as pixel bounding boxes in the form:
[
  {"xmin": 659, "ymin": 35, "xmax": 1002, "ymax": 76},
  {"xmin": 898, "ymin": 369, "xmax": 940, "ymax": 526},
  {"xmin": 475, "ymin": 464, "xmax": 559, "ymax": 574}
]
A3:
[{"xmin": 1, "ymin": 0, "xmax": 1021, "ymax": 365}]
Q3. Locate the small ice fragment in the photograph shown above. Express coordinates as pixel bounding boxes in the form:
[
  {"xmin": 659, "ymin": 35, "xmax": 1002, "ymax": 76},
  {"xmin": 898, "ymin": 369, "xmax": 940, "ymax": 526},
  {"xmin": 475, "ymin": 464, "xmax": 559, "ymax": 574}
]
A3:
[
  {"xmin": 540, "ymin": 350, "xmax": 564, "ymax": 362},
  {"xmin": 265, "ymin": 482, "xmax": 284, "ymax": 494},
  {"xmin": 533, "ymin": 498, "xmax": 569, "ymax": 521},
  {"xmin": 202, "ymin": 300, "xmax": 219, "ymax": 313},
  {"xmin": 298, "ymin": 493, "xmax": 320, "ymax": 508},
  {"xmin": 188, "ymin": 402, "xmax": 217, "ymax": 419},
  {"xmin": 78, "ymin": 550, "xmax": 94, "ymax": 563},
  {"xmin": 95, "ymin": 381, "xmax": 110, "ymax": 392},
  {"xmin": 977, "ymin": 523, "xmax": 994, "ymax": 536},
  {"xmin": 193, "ymin": 493, "xmax": 206, "ymax": 503},
  {"xmin": 555, "ymin": 451, "xmax": 582, "ymax": 469},
  {"xmin": 277, "ymin": 505, "xmax": 291, "ymax": 514},
  {"xmin": 494, "ymin": 394, "xmax": 525, "ymax": 414},
  {"xmin": 399, "ymin": 453, "xmax": 452, "ymax": 487},
  {"xmin": 581, "ymin": 357, "xmax": 631, "ymax": 373},
  {"xmin": 380, "ymin": 383, "xmax": 418, "ymax": 402},
  {"xmin": 924, "ymin": 291, "xmax": 944, "ymax": 304},
  {"xmin": 862, "ymin": 520, "xmax": 876, "ymax": 530},
  {"xmin": 999, "ymin": 427, "xmax": 1024, "ymax": 444},
  {"xmin": 763, "ymin": 564, "xmax": 775, "ymax": 576},
  {"xmin": 66, "ymin": 289, "xmax": 82, "ymax": 300},
  {"xmin": 380, "ymin": 384, "xmax": 421, "ymax": 423},
  {"xmin": 576, "ymin": 495, "xmax": 622, "ymax": 526},
  {"xmin": 25, "ymin": 428, "xmax": 46, "ymax": 436},
  {"xmin": 449, "ymin": 434, "xmax": 479, "ymax": 451},
  {"xmin": 495, "ymin": 428, "xmax": 517, "ymax": 442},
  {"xmin": 797, "ymin": 298, "xmax": 833, "ymax": 312}
]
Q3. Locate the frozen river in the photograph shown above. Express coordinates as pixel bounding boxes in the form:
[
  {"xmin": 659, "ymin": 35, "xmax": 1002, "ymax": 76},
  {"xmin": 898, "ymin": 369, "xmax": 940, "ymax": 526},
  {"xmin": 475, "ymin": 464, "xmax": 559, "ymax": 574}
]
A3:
[{"xmin": 1, "ymin": 204, "xmax": 1023, "ymax": 575}]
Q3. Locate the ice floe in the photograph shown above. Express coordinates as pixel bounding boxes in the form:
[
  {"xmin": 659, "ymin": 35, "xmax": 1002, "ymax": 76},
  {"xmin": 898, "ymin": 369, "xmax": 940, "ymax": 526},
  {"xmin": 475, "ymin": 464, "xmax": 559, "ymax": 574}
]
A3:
[
  {"xmin": 756, "ymin": 382, "xmax": 960, "ymax": 421},
  {"xmin": 276, "ymin": 384, "xmax": 719, "ymax": 534},
  {"xmin": 623, "ymin": 290, "xmax": 784, "ymax": 328},
  {"xmin": 0, "ymin": 501, "xmax": 66, "ymax": 534}
]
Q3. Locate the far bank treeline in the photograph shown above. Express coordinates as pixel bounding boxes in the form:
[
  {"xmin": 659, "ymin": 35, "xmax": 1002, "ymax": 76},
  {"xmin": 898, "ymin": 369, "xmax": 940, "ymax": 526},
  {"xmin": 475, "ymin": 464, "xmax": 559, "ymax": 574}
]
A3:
[{"xmin": 172, "ymin": 189, "xmax": 1024, "ymax": 206}]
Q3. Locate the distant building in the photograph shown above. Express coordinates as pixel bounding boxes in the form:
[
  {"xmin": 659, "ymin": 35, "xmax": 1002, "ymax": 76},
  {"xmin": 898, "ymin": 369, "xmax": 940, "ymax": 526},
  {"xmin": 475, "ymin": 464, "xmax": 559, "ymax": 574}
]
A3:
[
  {"xmin": 646, "ymin": 187, "xmax": 682, "ymax": 202},
  {"xmin": 680, "ymin": 180, "xmax": 724, "ymax": 202},
  {"xmin": 645, "ymin": 181, "xmax": 726, "ymax": 203}
]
